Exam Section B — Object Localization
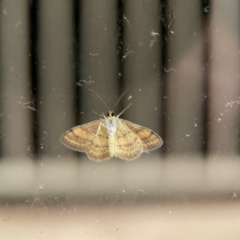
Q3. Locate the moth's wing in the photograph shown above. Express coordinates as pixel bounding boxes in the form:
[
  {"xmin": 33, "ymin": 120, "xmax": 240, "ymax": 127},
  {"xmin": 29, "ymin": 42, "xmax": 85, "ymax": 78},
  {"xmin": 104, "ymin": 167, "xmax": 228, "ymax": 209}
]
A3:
[
  {"xmin": 60, "ymin": 120, "xmax": 100, "ymax": 152},
  {"xmin": 60, "ymin": 119, "xmax": 110, "ymax": 162},
  {"xmin": 119, "ymin": 119, "xmax": 163, "ymax": 152},
  {"xmin": 113, "ymin": 120, "xmax": 143, "ymax": 160}
]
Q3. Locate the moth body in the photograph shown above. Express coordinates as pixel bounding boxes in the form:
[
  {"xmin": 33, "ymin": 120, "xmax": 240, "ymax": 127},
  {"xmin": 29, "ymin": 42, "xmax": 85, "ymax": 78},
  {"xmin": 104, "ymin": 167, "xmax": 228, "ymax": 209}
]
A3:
[{"xmin": 103, "ymin": 114, "xmax": 117, "ymax": 136}]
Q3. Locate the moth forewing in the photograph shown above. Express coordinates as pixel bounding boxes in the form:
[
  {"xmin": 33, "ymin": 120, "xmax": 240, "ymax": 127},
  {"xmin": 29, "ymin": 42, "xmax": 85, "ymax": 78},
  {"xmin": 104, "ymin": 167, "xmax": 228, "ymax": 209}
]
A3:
[
  {"xmin": 60, "ymin": 120, "xmax": 104, "ymax": 152},
  {"xmin": 118, "ymin": 119, "xmax": 163, "ymax": 152}
]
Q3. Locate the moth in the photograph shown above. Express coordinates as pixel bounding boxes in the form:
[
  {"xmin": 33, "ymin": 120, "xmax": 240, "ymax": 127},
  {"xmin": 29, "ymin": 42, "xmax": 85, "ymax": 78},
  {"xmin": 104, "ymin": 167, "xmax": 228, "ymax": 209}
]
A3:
[{"xmin": 60, "ymin": 90, "xmax": 163, "ymax": 162}]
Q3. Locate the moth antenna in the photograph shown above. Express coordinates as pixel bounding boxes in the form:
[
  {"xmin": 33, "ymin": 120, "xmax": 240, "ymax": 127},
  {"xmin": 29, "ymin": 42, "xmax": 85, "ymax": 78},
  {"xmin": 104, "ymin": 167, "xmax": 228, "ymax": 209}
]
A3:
[
  {"xmin": 117, "ymin": 102, "xmax": 132, "ymax": 117},
  {"xmin": 113, "ymin": 86, "xmax": 131, "ymax": 111},
  {"xmin": 89, "ymin": 89, "xmax": 110, "ymax": 111}
]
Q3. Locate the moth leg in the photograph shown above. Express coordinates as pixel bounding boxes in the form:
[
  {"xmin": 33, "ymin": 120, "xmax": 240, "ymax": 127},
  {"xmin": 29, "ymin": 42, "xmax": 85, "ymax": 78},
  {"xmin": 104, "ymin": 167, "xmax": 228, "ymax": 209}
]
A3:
[
  {"xmin": 118, "ymin": 119, "xmax": 124, "ymax": 129},
  {"xmin": 118, "ymin": 119, "xmax": 129, "ymax": 132},
  {"xmin": 95, "ymin": 122, "xmax": 106, "ymax": 136}
]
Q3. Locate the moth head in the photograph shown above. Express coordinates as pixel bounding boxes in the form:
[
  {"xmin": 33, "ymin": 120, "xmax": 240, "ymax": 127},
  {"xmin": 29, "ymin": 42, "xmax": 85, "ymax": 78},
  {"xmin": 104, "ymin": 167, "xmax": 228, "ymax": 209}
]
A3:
[{"xmin": 107, "ymin": 111, "xmax": 115, "ymax": 117}]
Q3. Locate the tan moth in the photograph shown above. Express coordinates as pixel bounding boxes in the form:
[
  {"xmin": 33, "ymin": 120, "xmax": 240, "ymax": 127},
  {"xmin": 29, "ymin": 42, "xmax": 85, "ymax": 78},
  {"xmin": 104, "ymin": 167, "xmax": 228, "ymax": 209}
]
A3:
[{"xmin": 60, "ymin": 90, "xmax": 163, "ymax": 161}]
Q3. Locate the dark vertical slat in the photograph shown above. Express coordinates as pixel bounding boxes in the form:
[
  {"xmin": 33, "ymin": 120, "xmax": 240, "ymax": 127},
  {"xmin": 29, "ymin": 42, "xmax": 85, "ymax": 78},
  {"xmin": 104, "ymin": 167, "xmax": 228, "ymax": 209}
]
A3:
[
  {"xmin": 0, "ymin": 0, "xmax": 3, "ymax": 158},
  {"xmin": 160, "ymin": 0, "xmax": 169, "ymax": 154},
  {"xmin": 201, "ymin": 0, "xmax": 211, "ymax": 155},
  {"xmin": 73, "ymin": 0, "xmax": 81, "ymax": 125},
  {"xmin": 116, "ymin": 0, "xmax": 125, "ymax": 113},
  {"xmin": 73, "ymin": 0, "xmax": 82, "ymax": 159},
  {"xmin": 29, "ymin": 0, "xmax": 40, "ymax": 158}
]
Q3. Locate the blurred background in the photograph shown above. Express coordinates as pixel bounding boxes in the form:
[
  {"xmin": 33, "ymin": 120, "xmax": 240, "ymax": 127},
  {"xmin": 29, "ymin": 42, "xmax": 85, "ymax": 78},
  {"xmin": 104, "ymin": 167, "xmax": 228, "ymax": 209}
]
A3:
[{"xmin": 0, "ymin": 0, "xmax": 240, "ymax": 239}]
